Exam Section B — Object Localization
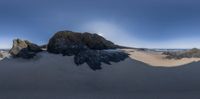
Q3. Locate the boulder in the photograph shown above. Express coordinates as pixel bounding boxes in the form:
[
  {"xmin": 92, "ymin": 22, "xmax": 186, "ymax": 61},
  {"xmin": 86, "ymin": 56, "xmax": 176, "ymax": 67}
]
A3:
[
  {"xmin": 47, "ymin": 31, "xmax": 88, "ymax": 55},
  {"xmin": 0, "ymin": 52, "xmax": 3, "ymax": 58},
  {"xmin": 9, "ymin": 39, "xmax": 42, "ymax": 59},
  {"xmin": 74, "ymin": 50, "xmax": 129, "ymax": 70},
  {"xmin": 47, "ymin": 30, "xmax": 129, "ymax": 70},
  {"xmin": 9, "ymin": 39, "xmax": 28, "ymax": 56},
  {"xmin": 40, "ymin": 44, "xmax": 47, "ymax": 50},
  {"xmin": 47, "ymin": 31, "xmax": 117, "ymax": 55},
  {"xmin": 82, "ymin": 33, "xmax": 116, "ymax": 50},
  {"xmin": 163, "ymin": 48, "xmax": 200, "ymax": 59},
  {"xmin": 16, "ymin": 48, "xmax": 37, "ymax": 59},
  {"xmin": 24, "ymin": 40, "xmax": 42, "ymax": 52}
]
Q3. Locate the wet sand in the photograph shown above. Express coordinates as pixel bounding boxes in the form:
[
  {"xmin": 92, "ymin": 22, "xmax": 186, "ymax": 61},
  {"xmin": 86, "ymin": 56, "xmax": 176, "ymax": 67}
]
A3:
[{"xmin": 0, "ymin": 52, "xmax": 200, "ymax": 99}]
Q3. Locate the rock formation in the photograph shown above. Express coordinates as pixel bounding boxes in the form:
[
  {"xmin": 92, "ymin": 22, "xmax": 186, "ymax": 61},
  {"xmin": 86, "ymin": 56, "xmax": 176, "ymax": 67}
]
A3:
[
  {"xmin": 6, "ymin": 30, "xmax": 129, "ymax": 70},
  {"xmin": 9, "ymin": 39, "xmax": 42, "ymax": 59},
  {"xmin": 163, "ymin": 48, "xmax": 200, "ymax": 59},
  {"xmin": 0, "ymin": 52, "xmax": 3, "ymax": 58},
  {"xmin": 74, "ymin": 50, "xmax": 129, "ymax": 70},
  {"xmin": 47, "ymin": 31, "xmax": 117, "ymax": 55},
  {"xmin": 47, "ymin": 30, "xmax": 128, "ymax": 70},
  {"xmin": 81, "ymin": 32, "xmax": 116, "ymax": 50}
]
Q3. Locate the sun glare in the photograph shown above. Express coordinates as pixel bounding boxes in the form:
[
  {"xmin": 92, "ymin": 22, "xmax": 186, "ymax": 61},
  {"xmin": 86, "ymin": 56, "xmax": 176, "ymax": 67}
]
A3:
[{"xmin": 0, "ymin": 37, "xmax": 12, "ymax": 49}]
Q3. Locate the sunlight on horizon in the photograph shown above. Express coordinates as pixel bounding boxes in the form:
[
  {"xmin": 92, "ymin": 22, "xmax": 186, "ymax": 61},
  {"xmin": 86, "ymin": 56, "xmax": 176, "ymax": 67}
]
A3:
[
  {"xmin": 0, "ymin": 38, "xmax": 12, "ymax": 49},
  {"xmin": 81, "ymin": 21, "xmax": 141, "ymax": 47},
  {"xmin": 1, "ymin": 27, "xmax": 200, "ymax": 49}
]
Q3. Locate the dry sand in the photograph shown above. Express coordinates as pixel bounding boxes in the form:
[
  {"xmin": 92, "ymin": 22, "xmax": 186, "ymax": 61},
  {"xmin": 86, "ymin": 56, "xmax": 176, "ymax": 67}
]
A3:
[
  {"xmin": 123, "ymin": 49, "xmax": 200, "ymax": 67},
  {"xmin": 0, "ymin": 51, "xmax": 200, "ymax": 98}
]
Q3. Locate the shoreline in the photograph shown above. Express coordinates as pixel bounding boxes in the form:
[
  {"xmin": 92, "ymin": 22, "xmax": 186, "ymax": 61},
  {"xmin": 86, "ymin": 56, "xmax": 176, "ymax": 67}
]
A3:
[{"xmin": 123, "ymin": 49, "xmax": 200, "ymax": 67}]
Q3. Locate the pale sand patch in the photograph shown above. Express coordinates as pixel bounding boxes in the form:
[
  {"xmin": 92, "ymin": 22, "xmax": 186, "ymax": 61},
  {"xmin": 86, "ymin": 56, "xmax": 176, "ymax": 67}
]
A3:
[{"xmin": 122, "ymin": 49, "xmax": 200, "ymax": 67}]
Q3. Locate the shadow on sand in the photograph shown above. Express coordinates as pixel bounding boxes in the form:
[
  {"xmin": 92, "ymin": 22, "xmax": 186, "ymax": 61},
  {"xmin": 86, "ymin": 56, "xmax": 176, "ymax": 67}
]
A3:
[{"xmin": 0, "ymin": 52, "xmax": 200, "ymax": 99}]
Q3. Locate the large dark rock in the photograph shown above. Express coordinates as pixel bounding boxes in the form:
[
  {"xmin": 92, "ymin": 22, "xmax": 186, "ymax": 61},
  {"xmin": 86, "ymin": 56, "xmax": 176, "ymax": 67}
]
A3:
[
  {"xmin": 9, "ymin": 39, "xmax": 42, "ymax": 59},
  {"xmin": 47, "ymin": 30, "xmax": 128, "ymax": 70},
  {"xmin": 74, "ymin": 50, "xmax": 129, "ymax": 70},
  {"xmin": 47, "ymin": 31, "xmax": 117, "ymax": 55},
  {"xmin": 24, "ymin": 40, "xmax": 42, "ymax": 52},
  {"xmin": 16, "ymin": 48, "xmax": 37, "ymax": 59},
  {"xmin": 82, "ymin": 33, "xmax": 116, "ymax": 50}
]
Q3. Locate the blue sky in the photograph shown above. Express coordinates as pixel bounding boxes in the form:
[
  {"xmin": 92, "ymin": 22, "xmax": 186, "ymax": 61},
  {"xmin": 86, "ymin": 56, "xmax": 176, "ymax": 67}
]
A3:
[{"xmin": 1, "ymin": 0, "xmax": 200, "ymax": 48}]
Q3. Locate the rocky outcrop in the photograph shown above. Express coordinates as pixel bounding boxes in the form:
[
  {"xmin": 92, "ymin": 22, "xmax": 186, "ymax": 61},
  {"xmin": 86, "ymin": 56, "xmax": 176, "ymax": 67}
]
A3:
[
  {"xmin": 47, "ymin": 31, "xmax": 116, "ymax": 55},
  {"xmin": 74, "ymin": 50, "xmax": 129, "ymax": 70},
  {"xmin": 0, "ymin": 52, "xmax": 3, "ymax": 58},
  {"xmin": 47, "ymin": 30, "xmax": 128, "ymax": 70},
  {"xmin": 9, "ymin": 39, "xmax": 28, "ymax": 56},
  {"xmin": 24, "ymin": 40, "xmax": 42, "ymax": 52},
  {"xmin": 40, "ymin": 44, "xmax": 47, "ymax": 50},
  {"xmin": 9, "ymin": 39, "xmax": 42, "ymax": 59},
  {"xmin": 6, "ymin": 30, "xmax": 129, "ymax": 70},
  {"xmin": 81, "ymin": 33, "xmax": 116, "ymax": 50},
  {"xmin": 163, "ymin": 48, "xmax": 200, "ymax": 59}
]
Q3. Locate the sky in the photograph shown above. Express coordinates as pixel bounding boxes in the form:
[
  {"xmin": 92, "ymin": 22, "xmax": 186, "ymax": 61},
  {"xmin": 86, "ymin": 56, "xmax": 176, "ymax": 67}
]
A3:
[{"xmin": 1, "ymin": 0, "xmax": 200, "ymax": 48}]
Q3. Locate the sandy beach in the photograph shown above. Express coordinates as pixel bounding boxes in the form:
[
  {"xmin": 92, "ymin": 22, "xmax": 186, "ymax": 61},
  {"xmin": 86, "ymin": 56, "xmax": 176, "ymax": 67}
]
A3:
[
  {"xmin": 0, "ymin": 51, "xmax": 200, "ymax": 99},
  {"xmin": 1, "ymin": 0, "xmax": 199, "ymax": 98},
  {"xmin": 123, "ymin": 49, "xmax": 200, "ymax": 67}
]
